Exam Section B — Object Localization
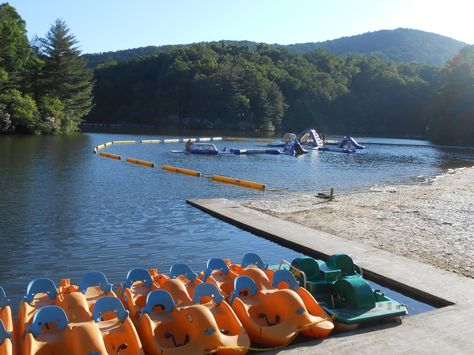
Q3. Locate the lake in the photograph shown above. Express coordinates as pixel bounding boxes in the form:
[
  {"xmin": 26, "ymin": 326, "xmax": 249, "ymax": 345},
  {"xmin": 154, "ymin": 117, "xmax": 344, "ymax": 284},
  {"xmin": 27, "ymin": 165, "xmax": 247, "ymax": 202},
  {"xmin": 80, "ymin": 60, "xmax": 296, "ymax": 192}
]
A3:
[{"xmin": 1, "ymin": 132, "xmax": 473, "ymax": 309}]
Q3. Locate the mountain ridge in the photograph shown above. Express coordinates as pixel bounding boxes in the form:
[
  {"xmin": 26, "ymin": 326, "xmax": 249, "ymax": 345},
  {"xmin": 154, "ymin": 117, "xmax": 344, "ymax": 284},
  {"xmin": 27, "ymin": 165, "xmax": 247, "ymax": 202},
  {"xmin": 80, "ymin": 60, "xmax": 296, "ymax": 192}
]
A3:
[{"xmin": 83, "ymin": 28, "xmax": 466, "ymax": 68}]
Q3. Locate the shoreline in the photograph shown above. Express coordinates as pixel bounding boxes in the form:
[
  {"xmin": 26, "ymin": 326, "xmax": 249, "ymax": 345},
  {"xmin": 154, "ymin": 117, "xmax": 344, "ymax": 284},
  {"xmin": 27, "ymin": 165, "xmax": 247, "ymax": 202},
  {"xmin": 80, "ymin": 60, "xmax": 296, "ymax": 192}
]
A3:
[{"xmin": 245, "ymin": 167, "xmax": 474, "ymax": 278}]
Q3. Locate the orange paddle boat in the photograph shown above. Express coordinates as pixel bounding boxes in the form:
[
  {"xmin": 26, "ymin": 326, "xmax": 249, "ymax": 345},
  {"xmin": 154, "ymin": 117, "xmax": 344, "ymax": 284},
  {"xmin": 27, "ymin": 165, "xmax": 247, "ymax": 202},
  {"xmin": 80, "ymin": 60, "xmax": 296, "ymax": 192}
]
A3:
[
  {"xmin": 18, "ymin": 273, "xmax": 143, "ymax": 354},
  {"xmin": 229, "ymin": 270, "xmax": 334, "ymax": 347},
  {"xmin": 0, "ymin": 287, "xmax": 12, "ymax": 355},
  {"xmin": 136, "ymin": 288, "xmax": 249, "ymax": 354}
]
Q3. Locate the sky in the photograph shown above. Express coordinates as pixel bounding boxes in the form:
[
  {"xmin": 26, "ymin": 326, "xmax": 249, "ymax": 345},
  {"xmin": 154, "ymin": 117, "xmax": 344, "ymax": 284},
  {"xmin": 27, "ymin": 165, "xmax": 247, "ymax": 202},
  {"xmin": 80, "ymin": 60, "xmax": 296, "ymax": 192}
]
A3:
[{"xmin": 5, "ymin": 0, "xmax": 474, "ymax": 54}]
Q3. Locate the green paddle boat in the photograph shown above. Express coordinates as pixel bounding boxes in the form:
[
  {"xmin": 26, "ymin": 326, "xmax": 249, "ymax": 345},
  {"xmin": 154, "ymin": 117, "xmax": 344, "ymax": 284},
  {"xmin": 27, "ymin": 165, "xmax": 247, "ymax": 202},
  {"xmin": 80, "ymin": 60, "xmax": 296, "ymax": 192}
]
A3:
[{"xmin": 285, "ymin": 254, "xmax": 408, "ymax": 328}]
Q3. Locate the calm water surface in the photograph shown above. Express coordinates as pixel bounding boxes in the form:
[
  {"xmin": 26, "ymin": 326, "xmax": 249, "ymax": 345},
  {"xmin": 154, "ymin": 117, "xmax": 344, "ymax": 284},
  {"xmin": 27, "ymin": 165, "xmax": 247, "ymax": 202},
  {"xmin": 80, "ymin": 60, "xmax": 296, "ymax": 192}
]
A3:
[{"xmin": 1, "ymin": 132, "xmax": 473, "ymax": 309}]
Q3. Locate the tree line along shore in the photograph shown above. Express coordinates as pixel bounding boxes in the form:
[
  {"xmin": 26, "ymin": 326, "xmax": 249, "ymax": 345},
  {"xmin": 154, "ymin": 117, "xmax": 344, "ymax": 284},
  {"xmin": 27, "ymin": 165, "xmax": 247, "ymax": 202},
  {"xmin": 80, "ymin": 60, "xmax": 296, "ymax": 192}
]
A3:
[{"xmin": 1, "ymin": 3, "xmax": 473, "ymax": 147}]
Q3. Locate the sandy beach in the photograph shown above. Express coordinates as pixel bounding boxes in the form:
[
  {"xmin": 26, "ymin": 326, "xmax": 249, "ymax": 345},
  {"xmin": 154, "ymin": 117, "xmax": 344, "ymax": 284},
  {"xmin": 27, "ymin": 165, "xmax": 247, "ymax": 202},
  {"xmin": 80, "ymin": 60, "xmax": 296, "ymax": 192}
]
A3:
[{"xmin": 246, "ymin": 167, "xmax": 474, "ymax": 278}]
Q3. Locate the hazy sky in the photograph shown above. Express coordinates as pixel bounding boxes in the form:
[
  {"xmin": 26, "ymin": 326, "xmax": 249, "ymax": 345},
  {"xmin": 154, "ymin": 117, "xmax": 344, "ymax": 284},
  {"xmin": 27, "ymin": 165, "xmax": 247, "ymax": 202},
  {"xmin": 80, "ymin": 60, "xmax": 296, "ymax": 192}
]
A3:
[{"xmin": 6, "ymin": 0, "xmax": 474, "ymax": 53}]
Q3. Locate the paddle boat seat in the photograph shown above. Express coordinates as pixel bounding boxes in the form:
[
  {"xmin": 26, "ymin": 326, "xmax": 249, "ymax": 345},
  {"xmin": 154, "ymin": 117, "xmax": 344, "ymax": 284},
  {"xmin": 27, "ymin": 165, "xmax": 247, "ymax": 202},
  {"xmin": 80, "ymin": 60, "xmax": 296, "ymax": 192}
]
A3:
[
  {"xmin": 119, "ymin": 268, "xmax": 158, "ymax": 321},
  {"xmin": 201, "ymin": 258, "xmax": 239, "ymax": 298},
  {"xmin": 229, "ymin": 274, "xmax": 333, "ymax": 347},
  {"xmin": 326, "ymin": 254, "xmax": 361, "ymax": 277},
  {"xmin": 229, "ymin": 253, "xmax": 274, "ymax": 282},
  {"xmin": 291, "ymin": 257, "xmax": 341, "ymax": 296},
  {"xmin": 18, "ymin": 278, "xmax": 59, "ymax": 343},
  {"xmin": 92, "ymin": 296, "xmax": 144, "ymax": 354},
  {"xmin": 166, "ymin": 263, "xmax": 202, "ymax": 298},
  {"xmin": 79, "ymin": 271, "xmax": 115, "ymax": 311}
]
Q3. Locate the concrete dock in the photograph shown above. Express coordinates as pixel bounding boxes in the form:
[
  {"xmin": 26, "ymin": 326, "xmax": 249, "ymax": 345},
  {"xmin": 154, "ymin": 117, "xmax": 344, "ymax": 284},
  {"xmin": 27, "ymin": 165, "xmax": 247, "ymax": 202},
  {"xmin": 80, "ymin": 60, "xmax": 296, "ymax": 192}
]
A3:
[{"xmin": 187, "ymin": 198, "xmax": 474, "ymax": 354}]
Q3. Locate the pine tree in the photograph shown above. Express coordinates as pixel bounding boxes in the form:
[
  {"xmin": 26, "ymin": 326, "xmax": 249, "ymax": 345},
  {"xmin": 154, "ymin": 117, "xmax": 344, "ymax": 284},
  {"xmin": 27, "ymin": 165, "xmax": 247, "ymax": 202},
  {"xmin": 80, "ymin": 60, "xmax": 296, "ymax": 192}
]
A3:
[
  {"xmin": 39, "ymin": 19, "xmax": 93, "ymax": 132},
  {"xmin": 0, "ymin": 3, "xmax": 32, "ymax": 88}
]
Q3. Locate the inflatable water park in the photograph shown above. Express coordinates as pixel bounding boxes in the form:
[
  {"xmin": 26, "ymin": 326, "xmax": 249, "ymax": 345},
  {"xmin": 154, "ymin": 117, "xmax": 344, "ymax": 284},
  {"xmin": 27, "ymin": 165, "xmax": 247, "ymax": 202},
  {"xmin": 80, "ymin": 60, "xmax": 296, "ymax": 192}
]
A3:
[
  {"xmin": 0, "ymin": 253, "xmax": 407, "ymax": 355},
  {"xmin": 268, "ymin": 128, "xmax": 365, "ymax": 153},
  {"xmin": 171, "ymin": 140, "xmax": 308, "ymax": 156},
  {"xmin": 169, "ymin": 128, "xmax": 365, "ymax": 156}
]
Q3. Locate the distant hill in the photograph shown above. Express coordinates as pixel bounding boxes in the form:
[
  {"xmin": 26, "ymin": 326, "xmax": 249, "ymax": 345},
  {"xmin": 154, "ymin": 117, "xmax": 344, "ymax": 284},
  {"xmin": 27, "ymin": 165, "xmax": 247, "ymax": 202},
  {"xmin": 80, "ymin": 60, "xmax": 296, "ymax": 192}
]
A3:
[
  {"xmin": 287, "ymin": 28, "xmax": 466, "ymax": 66},
  {"xmin": 82, "ymin": 28, "xmax": 466, "ymax": 68}
]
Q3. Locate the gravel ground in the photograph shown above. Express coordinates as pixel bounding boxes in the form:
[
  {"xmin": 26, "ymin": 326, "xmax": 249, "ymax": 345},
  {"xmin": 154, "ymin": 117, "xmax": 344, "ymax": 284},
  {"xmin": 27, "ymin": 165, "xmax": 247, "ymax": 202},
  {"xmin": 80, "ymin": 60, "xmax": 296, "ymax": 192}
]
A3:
[{"xmin": 245, "ymin": 167, "xmax": 474, "ymax": 278}]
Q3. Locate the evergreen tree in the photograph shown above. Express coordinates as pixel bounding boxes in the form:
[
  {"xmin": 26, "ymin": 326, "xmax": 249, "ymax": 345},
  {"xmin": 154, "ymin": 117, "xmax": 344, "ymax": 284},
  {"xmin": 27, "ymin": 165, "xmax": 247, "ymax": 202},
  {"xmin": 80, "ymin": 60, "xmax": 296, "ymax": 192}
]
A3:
[
  {"xmin": 38, "ymin": 19, "xmax": 93, "ymax": 132},
  {"xmin": 0, "ymin": 3, "xmax": 32, "ymax": 87}
]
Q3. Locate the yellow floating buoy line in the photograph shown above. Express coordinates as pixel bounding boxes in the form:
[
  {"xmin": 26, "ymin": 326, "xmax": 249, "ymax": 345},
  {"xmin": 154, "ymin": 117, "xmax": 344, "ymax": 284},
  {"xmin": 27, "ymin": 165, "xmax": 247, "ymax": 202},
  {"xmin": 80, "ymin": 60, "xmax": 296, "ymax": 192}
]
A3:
[
  {"xmin": 162, "ymin": 165, "xmax": 201, "ymax": 177},
  {"xmin": 94, "ymin": 137, "xmax": 226, "ymax": 152},
  {"xmin": 99, "ymin": 151, "xmax": 121, "ymax": 160},
  {"xmin": 125, "ymin": 157, "xmax": 155, "ymax": 168},
  {"xmin": 93, "ymin": 138, "xmax": 267, "ymax": 190},
  {"xmin": 223, "ymin": 137, "xmax": 248, "ymax": 141},
  {"xmin": 96, "ymin": 153, "xmax": 266, "ymax": 190},
  {"xmin": 211, "ymin": 175, "xmax": 266, "ymax": 190}
]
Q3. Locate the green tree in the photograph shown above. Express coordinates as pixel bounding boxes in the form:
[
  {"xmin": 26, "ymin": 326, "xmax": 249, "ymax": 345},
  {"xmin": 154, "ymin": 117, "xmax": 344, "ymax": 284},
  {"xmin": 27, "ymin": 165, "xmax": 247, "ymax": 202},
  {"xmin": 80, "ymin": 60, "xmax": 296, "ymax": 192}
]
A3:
[
  {"xmin": 38, "ymin": 19, "xmax": 93, "ymax": 132},
  {"xmin": 430, "ymin": 46, "xmax": 474, "ymax": 145},
  {"xmin": 0, "ymin": 3, "xmax": 31, "ymax": 78},
  {"xmin": 0, "ymin": 89, "xmax": 38, "ymax": 133}
]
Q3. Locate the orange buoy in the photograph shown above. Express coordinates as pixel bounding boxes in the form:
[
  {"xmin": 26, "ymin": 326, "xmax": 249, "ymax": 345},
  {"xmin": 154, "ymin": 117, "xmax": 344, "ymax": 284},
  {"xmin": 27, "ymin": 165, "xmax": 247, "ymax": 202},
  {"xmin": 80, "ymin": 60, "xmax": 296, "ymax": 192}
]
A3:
[
  {"xmin": 211, "ymin": 175, "xmax": 265, "ymax": 190},
  {"xmin": 162, "ymin": 165, "xmax": 201, "ymax": 177},
  {"xmin": 126, "ymin": 157, "xmax": 155, "ymax": 168},
  {"xmin": 99, "ymin": 151, "xmax": 121, "ymax": 160}
]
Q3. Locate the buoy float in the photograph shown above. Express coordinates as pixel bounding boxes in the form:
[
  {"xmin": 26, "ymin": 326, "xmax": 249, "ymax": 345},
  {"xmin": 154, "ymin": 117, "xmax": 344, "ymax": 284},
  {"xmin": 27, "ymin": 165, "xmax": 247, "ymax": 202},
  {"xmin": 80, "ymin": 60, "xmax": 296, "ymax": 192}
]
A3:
[
  {"xmin": 198, "ymin": 137, "xmax": 211, "ymax": 142},
  {"xmin": 163, "ymin": 139, "xmax": 180, "ymax": 143},
  {"xmin": 140, "ymin": 139, "xmax": 161, "ymax": 144},
  {"xmin": 99, "ymin": 152, "xmax": 121, "ymax": 160},
  {"xmin": 211, "ymin": 175, "xmax": 265, "ymax": 190},
  {"xmin": 223, "ymin": 138, "xmax": 248, "ymax": 141},
  {"xmin": 104, "ymin": 142, "xmax": 113, "ymax": 147},
  {"xmin": 162, "ymin": 165, "xmax": 201, "ymax": 177},
  {"xmin": 112, "ymin": 140, "xmax": 136, "ymax": 144},
  {"xmin": 126, "ymin": 157, "xmax": 155, "ymax": 168},
  {"xmin": 181, "ymin": 138, "xmax": 197, "ymax": 142},
  {"xmin": 255, "ymin": 139, "xmax": 275, "ymax": 142},
  {"xmin": 212, "ymin": 137, "xmax": 223, "ymax": 141}
]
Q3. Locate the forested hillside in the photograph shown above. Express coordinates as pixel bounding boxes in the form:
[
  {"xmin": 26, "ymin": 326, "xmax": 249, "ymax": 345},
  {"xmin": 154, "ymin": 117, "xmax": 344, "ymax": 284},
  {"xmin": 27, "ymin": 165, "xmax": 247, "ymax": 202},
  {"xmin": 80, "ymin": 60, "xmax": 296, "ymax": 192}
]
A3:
[
  {"xmin": 88, "ymin": 43, "xmax": 436, "ymax": 136},
  {"xmin": 83, "ymin": 28, "xmax": 465, "ymax": 68}
]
